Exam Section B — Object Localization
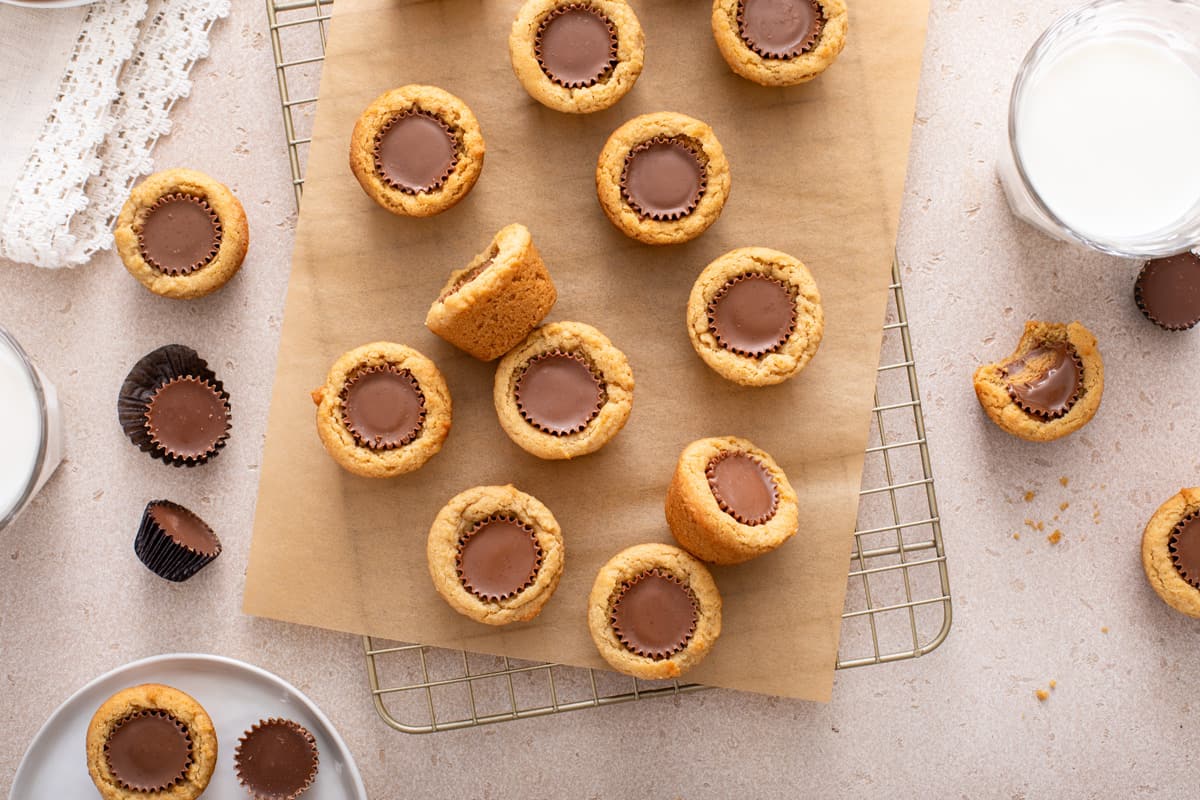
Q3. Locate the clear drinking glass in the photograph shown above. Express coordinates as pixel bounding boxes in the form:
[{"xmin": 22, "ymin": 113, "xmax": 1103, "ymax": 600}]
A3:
[
  {"xmin": 998, "ymin": 0, "xmax": 1200, "ymax": 257},
  {"xmin": 0, "ymin": 327, "xmax": 64, "ymax": 531}
]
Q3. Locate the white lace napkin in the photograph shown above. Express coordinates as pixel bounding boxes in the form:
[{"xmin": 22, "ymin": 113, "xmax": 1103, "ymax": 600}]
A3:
[{"xmin": 0, "ymin": 0, "xmax": 230, "ymax": 269}]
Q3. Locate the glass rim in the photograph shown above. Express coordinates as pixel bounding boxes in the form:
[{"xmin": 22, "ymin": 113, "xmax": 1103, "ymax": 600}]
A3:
[
  {"xmin": 0, "ymin": 326, "xmax": 50, "ymax": 530},
  {"xmin": 1007, "ymin": 0, "xmax": 1200, "ymax": 258}
]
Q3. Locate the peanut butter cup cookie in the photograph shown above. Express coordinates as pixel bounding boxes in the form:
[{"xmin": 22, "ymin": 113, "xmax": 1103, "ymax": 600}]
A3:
[
  {"xmin": 596, "ymin": 112, "xmax": 731, "ymax": 245},
  {"xmin": 687, "ymin": 247, "xmax": 823, "ymax": 386},
  {"xmin": 972, "ymin": 321, "xmax": 1103, "ymax": 442},
  {"xmin": 666, "ymin": 436, "xmax": 799, "ymax": 564},
  {"xmin": 510, "ymin": 0, "xmax": 645, "ymax": 114},
  {"xmin": 494, "ymin": 321, "xmax": 634, "ymax": 460},
  {"xmin": 426, "ymin": 223, "xmax": 557, "ymax": 361},
  {"xmin": 711, "ymin": 0, "xmax": 849, "ymax": 86},
  {"xmin": 1135, "ymin": 252, "xmax": 1200, "ymax": 331},
  {"xmin": 114, "ymin": 168, "xmax": 248, "ymax": 299},
  {"xmin": 86, "ymin": 683, "xmax": 217, "ymax": 800},
  {"xmin": 1141, "ymin": 487, "xmax": 1200, "ymax": 618},
  {"xmin": 349, "ymin": 85, "xmax": 485, "ymax": 217},
  {"xmin": 588, "ymin": 542, "xmax": 722, "ymax": 679},
  {"xmin": 428, "ymin": 484, "xmax": 565, "ymax": 625},
  {"xmin": 311, "ymin": 342, "xmax": 451, "ymax": 477}
]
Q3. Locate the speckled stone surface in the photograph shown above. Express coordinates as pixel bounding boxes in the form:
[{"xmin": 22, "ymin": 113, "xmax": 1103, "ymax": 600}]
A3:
[{"xmin": 1, "ymin": 1, "xmax": 1197, "ymax": 796}]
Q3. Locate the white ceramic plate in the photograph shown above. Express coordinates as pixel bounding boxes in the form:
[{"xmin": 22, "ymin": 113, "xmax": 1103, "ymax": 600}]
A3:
[{"xmin": 11, "ymin": 653, "xmax": 368, "ymax": 799}]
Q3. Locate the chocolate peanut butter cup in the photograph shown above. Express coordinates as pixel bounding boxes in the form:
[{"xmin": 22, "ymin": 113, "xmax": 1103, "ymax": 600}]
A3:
[
  {"xmin": 456, "ymin": 514, "xmax": 543, "ymax": 601},
  {"xmin": 437, "ymin": 254, "xmax": 495, "ymax": 302},
  {"xmin": 235, "ymin": 718, "xmax": 319, "ymax": 800},
  {"xmin": 340, "ymin": 365, "xmax": 426, "ymax": 450},
  {"xmin": 707, "ymin": 273, "xmax": 797, "ymax": 357},
  {"xmin": 515, "ymin": 351, "xmax": 605, "ymax": 436},
  {"xmin": 706, "ymin": 451, "xmax": 780, "ymax": 525},
  {"xmin": 535, "ymin": 3, "xmax": 619, "ymax": 89},
  {"xmin": 611, "ymin": 568, "xmax": 698, "ymax": 660},
  {"xmin": 138, "ymin": 193, "xmax": 223, "ymax": 276},
  {"xmin": 737, "ymin": 0, "xmax": 824, "ymax": 59},
  {"xmin": 135, "ymin": 500, "xmax": 222, "ymax": 582},
  {"xmin": 104, "ymin": 709, "xmax": 194, "ymax": 793},
  {"xmin": 1135, "ymin": 252, "xmax": 1200, "ymax": 331},
  {"xmin": 118, "ymin": 344, "xmax": 232, "ymax": 467},
  {"xmin": 1170, "ymin": 512, "xmax": 1200, "ymax": 589},
  {"xmin": 1002, "ymin": 342, "xmax": 1083, "ymax": 421},
  {"xmin": 620, "ymin": 136, "xmax": 707, "ymax": 221},
  {"xmin": 373, "ymin": 109, "xmax": 459, "ymax": 195}
]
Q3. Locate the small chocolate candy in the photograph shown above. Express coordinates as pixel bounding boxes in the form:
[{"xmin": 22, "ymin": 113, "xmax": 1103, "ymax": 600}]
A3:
[
  {"xmin": 515, "ymin": 351, "xmax": 604, "ymax": 435},
  {"xmin": 620, "ymin": 136, "xmax": 706, "ymax": 221},
  {"xmin": 611, "ymin": 568, "xmax": 698, "ymax": 660},
  {"xmin": 138, "ymin": 193, "xmax": 222, "ymax": 276},
  {"xmin": 1135, "ymin": 252, "xmax": 1200, "ymax": 331},
  {"xmin": 135, "ymin": 500, "xmax": 222, "ymax": 582},
  {"xmin": 1170, "ymin": 513, "xmax": 1200, "ymax": 589},
  {"xmin": 235, "ymin": 718, "xmax": 319, "ymax": 800},
  {"xmin": 341, "ymin": 365, "xmax": 425, "ymax": 449},
  {"xmin": 104, "ymin": 710, "xmax": 193, "ymax": 792},
  {"xmin": 439, "ymin": 255, "xmax": 495, "ymax": 302},
  {"xmin": 708, "ymin": 273, "xmax": 796, "ymax": 357},
  {"xmin": 706, "ymin": 451, "xmax": 779, "ymax": 525},
  {"xmin": 145, "ymin": 377, "xmax": 231, "ymax": 462},
  {"xmin": 1003, "ymin": 342, "xmax": 1081, "ymax": 420},
  {"xmin": 374, "ymin": 110, "xmax": 458, "ymax": 194},
  {"xmin": 535, "ymin": 3, "xmax": 619, "ymax": 89},
  {"xmin": 738, "ymin": 0, "xmax": 825, "ymax": 59},
  {"xmin": 456, "ymin": 515, "xmax": 543, "ymax": 601}
]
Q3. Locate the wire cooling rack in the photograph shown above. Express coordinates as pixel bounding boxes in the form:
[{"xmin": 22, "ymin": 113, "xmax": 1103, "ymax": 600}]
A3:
[{"xmin": 266, "ymin": 0, "xmax": 952, "ymax": 733}]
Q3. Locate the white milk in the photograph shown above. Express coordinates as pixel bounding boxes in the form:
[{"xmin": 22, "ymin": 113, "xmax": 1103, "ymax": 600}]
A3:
[
  {"xmin": 0, "ymin": 336, "xmax": 44, "ymax": 522},
  {"xmin": 1016, "ymin": 37, "xmax": 1200, "ymax": 242}
]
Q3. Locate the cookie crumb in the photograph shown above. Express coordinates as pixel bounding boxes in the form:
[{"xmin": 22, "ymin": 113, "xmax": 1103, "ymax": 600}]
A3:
[
  {"xmin": 1059, "ymin": 476, "xmax": 1069, "ymax": 487},
  {"xmin": 1024, "ymin": 490, "xmax": 1036, "ymax": 502},
  {"xmin": 1101, "ymin": 626, "xmax": 1109, "ymax": 634},
  {"xmin": 1035, "ymin": 689, "xmax": 1049, "ymax": 702},
  {"xmin": 1013, "ymin": 532, "xmax": 1021, "ymax": 540},
  {"xmin": 1059, "ymin": 501, "xmax": 1069, "ymax": 511},
  {"xmin": 1047, "ymin": 530, "xmax": 1063, "ymax": 544},
  {"xmin": 1049, "ymin": 680, "xmax": 1057, "ymax": 689},
  {"xmin": 1037, "ymin": 521, "xmax": 1045, "ymax": 531}
]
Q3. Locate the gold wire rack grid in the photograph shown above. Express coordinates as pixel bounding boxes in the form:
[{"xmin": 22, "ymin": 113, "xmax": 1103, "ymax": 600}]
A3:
[{"xmin": 266, "ymin": 0, "xmax": 952, "ymax": 734}]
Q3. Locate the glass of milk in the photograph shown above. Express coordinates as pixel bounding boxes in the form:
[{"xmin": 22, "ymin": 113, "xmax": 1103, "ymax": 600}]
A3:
[
  {"xmin": 0, "ymin": 327, "xmax": 63, "ymax": 531},
  {"xmin": 999, "ymin": 0, "xmax": 1200, "ymax": 257}
]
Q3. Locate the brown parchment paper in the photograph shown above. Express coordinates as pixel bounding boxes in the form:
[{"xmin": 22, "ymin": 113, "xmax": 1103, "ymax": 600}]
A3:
[{"xmin": 244, "ymin": 0, "xmax": 929, "ymax": 701}]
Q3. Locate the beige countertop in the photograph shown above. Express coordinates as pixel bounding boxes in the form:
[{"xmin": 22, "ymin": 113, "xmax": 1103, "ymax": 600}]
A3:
[{"xmin": 1, "ymin": 0, "xmax": 1196, "ymax": 796}]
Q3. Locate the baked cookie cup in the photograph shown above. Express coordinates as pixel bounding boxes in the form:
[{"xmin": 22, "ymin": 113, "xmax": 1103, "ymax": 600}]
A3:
[
  {"xmin": 666, "ymin": 436, "xmax": 799, "ymax": 564},
  {"xmin": 1141, "ymin": 487, "xmax": 1200, "ymax": 618},
  {"xmin": 114, "ymin": 168, "xmax": 248, "ymax": 300},
  {"xmin": 494, "ymin": 321, "xmax": 634, "ymax": 460},
  {"xmin": 311, "ymin": 342, "xmax": 451, "ymax": 477},
  {"xmin": 588, "ymin": 542, "xmax": 722, "ymax": 679},
  {"xmin": 972, "ymin": 321, "xmax": 1103, "ymax": 442},
  {"xmin": 349, "ymin": 84, "xmax": 485, "ymax": 217},
  {"xmin": 428, "ymin": 484, "xmax": 565, "ymax": 625},
  {"xmin": 86, "ymin": 683, "xmax": 217, "ymax": 800},
  {"xmin": 509, "ymin": 0, "xmax": 645, "ymax": 114},
  {"xmin": 711, "ymin": 0, "xmax": 849, "ymax": 86},
  {"xmin": 687, "ymin": 246, "xmax": 823, "ymax": 386},
  {"xmin": 596, "ymin": 111, "xmax": 731, "ymax": 245},
  {"xmin": 426, "ymin": 222, "xmax": 557, "ymax": 361}
]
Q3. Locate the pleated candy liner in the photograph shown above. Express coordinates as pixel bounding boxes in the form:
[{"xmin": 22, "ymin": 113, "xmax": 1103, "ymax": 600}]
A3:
[
  {"xmin": 513, "ymin": 349, "xmax": 606, "ymax": 436},
  {"xmin": 134, "ymin": 500, "xmax": 222, "ymax": 582},
  {"xmin": 706, "ymin": 272, "xmax": 798, "ymax": 357},
  {"xmin": 1002, "ymin": 341, "xmax": 1083, "ymax": 421},
  {"xmin": 610, "ymin": 567, "xmax": 699, "ymax": 660},
  {"xmin": 372, "ymin": 109, "xmax": 459, "ymax": 195},
  {"xmin": 619, "ymin": 135, "xmax": 707, "ymax": 221},
  {"xmin": 533, "ymin": 3, "xmax": 620, "ymax": 89},
  {"xmin": 737, "ymin": 0, "xmax": 825, "ymax": 60},
  {"xmin": 455, "ymin": 513, "xmax": 544, "ymax": 601},
  {"xmin": 117, "ymin": 343, "xmax": 232, "ymax": 467},
  {"xmin": 1170, "ymin": 511, "xmax": 1200, "ymax": 589},
  {"xmin": 705, "ymin": 450, "xmax": 781, "ymax": 525},
  {"xmin": 104, "ymin": 709, "xmax": 194, "ymax": 792},
  {"xmin": 234, "ymin": 718, "xmax": 320, "ymax": 800}
]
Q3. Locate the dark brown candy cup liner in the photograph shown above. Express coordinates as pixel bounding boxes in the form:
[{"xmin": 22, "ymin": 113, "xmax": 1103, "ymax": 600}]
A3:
[
  {"xmin": 704, "ymin": 450, "xmax": 781, "ymax": 525},
  {"xmin": 1134, "ymin": 260, "xmax": 1200, "ymax": 331},
  {"xmin": 1003, "ymin": 342, "xmax": 1084, "ymax": 421},
  {"xmin": 235, "ymin": 718, "xmax": 319, "ymax": 800},
  {"xmin": 706, "ymin": 272, "xmax": 798, "ymax": 358},
  {"xmin": 454, "ymin": 513, "xmax": 544, "ymax": 602},
  {"xmin": 1169, "ymin": 511, "xmax": 1200, "ymax": 589},
  {"xmin": 736, "ymin": 0, "xmax": 826, "ymax": 60},
  {"xmin": 533, "ymin": 2, "xmax": 620, "ymax": 89},
  {"xmin": 619, "ymin": 135, "xmax": 708, "ymax": 221},
  {"xmin": 372, "ymin": 109, "xmax": 459, "ymax": 195},
  {"xmin": 610, "ymin": 567, "xmax": 698, "ymax": 660},
  {"xmin": 513, "ymin": 349, "xmax": 606, "ymax": 437},
  {"xmin": 117, "ymin": 344, "xmax": 232, "ymax": 467},
  {"xmin": 134, "ymin": 500, "xmax": 222, "ymax": 582}
]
